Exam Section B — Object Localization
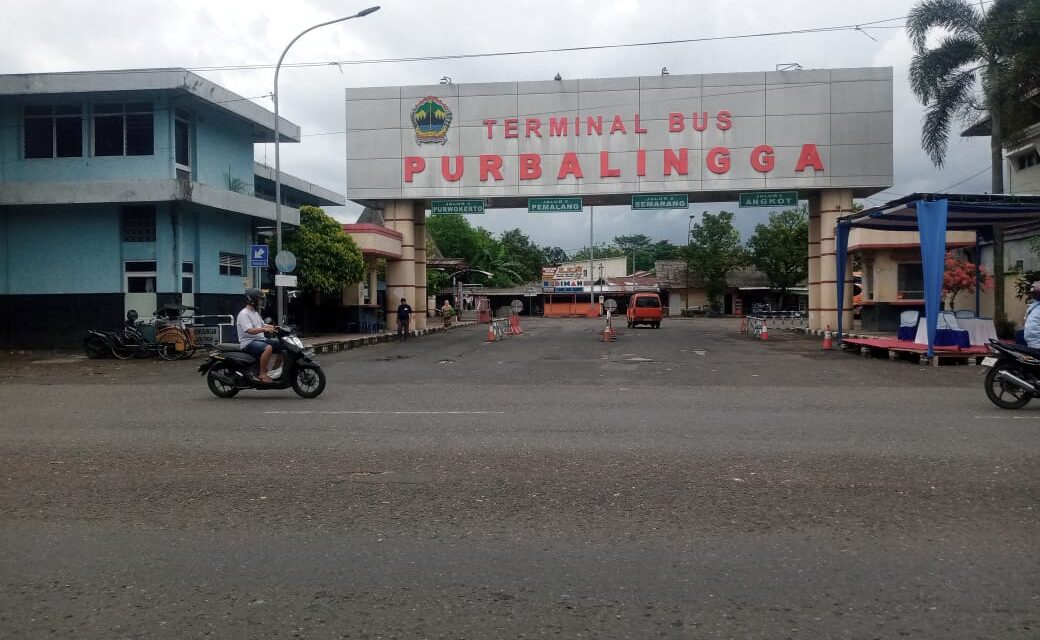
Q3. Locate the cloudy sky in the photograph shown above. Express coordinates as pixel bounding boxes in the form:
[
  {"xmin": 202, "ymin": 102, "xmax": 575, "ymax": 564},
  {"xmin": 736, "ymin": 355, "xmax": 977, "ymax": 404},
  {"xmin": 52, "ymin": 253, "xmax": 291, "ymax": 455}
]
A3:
[{"xmin": 1, "ymin": 0, "xmax": 996, "ymax": 253}]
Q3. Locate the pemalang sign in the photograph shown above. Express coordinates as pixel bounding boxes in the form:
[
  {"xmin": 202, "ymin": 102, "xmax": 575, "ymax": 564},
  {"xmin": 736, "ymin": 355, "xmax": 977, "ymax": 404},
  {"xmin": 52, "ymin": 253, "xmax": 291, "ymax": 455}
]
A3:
[{"xmin": 345, "ymin": 68, "xmax": 893, "ymax": 203}]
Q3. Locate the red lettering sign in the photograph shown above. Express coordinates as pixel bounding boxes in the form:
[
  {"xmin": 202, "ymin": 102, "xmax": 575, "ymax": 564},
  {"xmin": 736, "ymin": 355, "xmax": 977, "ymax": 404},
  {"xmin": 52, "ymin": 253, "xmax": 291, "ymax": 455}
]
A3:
[
  {"xmin": 750, "ymin": 145, "xmax": 774, "ymax": 173},
  {"xmin": 441, "ymin": 156, "xmax": 463, "ymax": 182},
  {"xmin": 404, "ymin": 156, "xmax": 425, "ymax": 182},
  {"xmin": 504, "ymin": 118, "xmax": 519, "ymax": 139},
  {"xmin": 668, "ymin": 113, "xmax": 684, "ymax": 132},
  {"xmin": 663, "ymin": 148, "xmax": 688, "ymax": 176},
  {"xmin": 706, "ymin": 147, "xmax": 730, "ymax": 174},
  {"xmin": 609, "ymin": 115, "xmax": 627, "ymax": 135},
  {"xmin": 549, "ymin": 117, "xmax": 568, "ymax": 137},
  {"xmin": 480, "ymin": 155, "xmax": 504, "ymax": 181},
  {"xmin": 795, "ymin": 144, "xmax": 824, "ymax": 172},
  {"xmin": 690, "ymin": 112, "xmax": 709, "ymax": 132},
  {"xmin": 600, "ymin": 151, "xmax": 620, "ymax": 178},
  {"xmin": 519, "ymin": 154, "xmax": 542, "ymax": 180},
  {"xmin": 526, "ymin": 118, "xmax": 542, "ymax": 138},
  {"xmin": 636, "ymin": 149, "xmax": 646, "ymax": 177},
  {"xmin": 634, "ymin": 113, "xmax": 647, "ymax": 134},
  {"xmin": 557, "ymin": 152, "xmax": 584, "ymax": 179},
  {"xmin": 482, "ymin": 119, "xmax": 496, "ymax": 139},
  {"xmin": 717, "ymin": 110, "xmax": 732, "ymax": 131}
]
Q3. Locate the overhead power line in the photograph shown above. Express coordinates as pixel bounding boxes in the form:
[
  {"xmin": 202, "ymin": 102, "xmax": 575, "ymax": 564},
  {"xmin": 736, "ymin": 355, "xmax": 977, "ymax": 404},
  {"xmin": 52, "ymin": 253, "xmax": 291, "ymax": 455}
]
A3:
[{"xmin": 186, "ymin": 16, "xmax": 908, "ymax": 73}]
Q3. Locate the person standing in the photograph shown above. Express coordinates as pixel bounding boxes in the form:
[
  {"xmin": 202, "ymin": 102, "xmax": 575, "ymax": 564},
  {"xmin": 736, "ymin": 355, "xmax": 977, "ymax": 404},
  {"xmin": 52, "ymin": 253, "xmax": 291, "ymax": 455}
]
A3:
[
  {"xmin": 441, "ymin": 299, "xmax": 454, "ymax": 327},
  {"xmin": 397, "ymin": 297, "xmax": 413, "ymax": 342}
]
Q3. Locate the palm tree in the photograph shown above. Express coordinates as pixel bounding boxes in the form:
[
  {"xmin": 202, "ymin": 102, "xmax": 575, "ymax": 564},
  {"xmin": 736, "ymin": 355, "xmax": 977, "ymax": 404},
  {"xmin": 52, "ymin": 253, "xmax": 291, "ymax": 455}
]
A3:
[{"xmin": 906, "ymin": 0, "xmax": 1028, "ymax": 322}]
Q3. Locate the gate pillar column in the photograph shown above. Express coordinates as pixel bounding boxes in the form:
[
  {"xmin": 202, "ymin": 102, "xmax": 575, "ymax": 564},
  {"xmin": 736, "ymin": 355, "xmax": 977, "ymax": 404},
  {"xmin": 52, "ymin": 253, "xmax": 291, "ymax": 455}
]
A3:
[
  {"xmin": 384, "ymin": 200, "xmax": 417, "ymax": 333},
  {"xmin": 412, "ymin": 202, "xmax": 428, "ymax": 330},
  {"xmin": 811, "ymin": 189, "xmax": 854, "ymax": 332}
]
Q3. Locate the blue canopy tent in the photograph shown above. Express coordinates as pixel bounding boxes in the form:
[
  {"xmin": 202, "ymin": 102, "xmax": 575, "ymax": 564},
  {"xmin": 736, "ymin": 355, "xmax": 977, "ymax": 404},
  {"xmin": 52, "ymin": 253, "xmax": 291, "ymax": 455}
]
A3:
[{"xmin": 835, "ymin": 194, "xmax": 1040, "ymax": 357}]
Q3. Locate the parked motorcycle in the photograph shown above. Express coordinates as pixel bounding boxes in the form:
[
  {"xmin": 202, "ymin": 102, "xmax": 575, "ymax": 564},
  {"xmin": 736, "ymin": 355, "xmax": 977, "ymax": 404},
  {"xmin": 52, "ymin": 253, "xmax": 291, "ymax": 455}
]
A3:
[
  {"xmin": 197, "ymin": 326, "xmax": 326, "ymax": 398},
  {"xmin": 981, "ymin": 339, "xmax": 1040, "ymax": 409},
  {"xmin": 83, "ymin": 329, "xmax": 117, "ymax": 359}
]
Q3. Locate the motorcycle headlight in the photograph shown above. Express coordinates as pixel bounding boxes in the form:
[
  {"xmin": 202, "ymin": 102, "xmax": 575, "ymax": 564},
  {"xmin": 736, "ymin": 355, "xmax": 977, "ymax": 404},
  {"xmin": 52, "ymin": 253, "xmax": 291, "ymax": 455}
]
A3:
[{"xmin": 284, "ymin": 335, "xmax": 304, "ymax": 349}]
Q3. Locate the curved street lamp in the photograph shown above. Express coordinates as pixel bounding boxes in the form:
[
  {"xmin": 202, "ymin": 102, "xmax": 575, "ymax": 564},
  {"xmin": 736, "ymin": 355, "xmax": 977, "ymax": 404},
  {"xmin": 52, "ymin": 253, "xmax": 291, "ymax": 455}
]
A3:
[{"xmin": 272, "ymin": 5, "xmax": 381, "ymax": 324}]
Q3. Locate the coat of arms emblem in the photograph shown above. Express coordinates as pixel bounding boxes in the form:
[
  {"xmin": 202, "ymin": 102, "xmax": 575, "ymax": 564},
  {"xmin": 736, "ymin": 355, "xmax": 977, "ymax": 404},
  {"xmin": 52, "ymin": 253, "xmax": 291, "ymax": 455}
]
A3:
[{"xmin": 411, "ymin": 96, "xmax": 452, "ymax": 145}]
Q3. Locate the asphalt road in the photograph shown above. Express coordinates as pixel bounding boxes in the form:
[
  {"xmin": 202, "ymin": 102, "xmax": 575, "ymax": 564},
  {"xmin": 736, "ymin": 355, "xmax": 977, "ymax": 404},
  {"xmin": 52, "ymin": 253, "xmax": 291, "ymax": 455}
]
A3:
[{"xmin": 1, "ymin": 317, "xmax": 1037, "ymax": 639}]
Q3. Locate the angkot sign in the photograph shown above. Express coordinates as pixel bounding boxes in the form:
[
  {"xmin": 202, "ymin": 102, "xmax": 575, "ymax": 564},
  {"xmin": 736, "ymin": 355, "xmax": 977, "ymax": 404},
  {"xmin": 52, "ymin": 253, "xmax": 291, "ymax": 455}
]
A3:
[{"xmin": 345, "ymin": 68, "xmax": 892, "ymax": 202}]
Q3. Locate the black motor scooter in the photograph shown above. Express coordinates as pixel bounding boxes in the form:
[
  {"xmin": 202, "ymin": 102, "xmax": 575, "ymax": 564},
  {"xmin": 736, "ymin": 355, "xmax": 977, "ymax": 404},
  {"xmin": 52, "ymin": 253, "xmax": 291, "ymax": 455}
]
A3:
[
  {"xmin": 197, "ymin": 326, "xmax": 326, "ymax": 398},
  {"xmin": 981, "ymin": 338, "xmax": 1040, "ymax": 409}
]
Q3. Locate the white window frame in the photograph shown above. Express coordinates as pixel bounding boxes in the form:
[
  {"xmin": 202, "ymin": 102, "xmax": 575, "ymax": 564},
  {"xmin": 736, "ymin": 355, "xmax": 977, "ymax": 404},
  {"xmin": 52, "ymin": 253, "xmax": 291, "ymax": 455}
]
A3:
[
  {"xmin": 124, "ymin": 260, "xmax": 158, "ymax": 293},
  {"xmin": 219, "ymin": 253, "xmax": 244, "ymax": 277}
]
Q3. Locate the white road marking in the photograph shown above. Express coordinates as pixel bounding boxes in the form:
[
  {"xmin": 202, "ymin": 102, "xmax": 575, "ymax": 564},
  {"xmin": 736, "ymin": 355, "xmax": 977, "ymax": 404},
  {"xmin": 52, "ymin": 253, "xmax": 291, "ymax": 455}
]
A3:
[
  {"xmin": 264, "ymin": 410, "xmax": 506, "ymax": 415},
  {"xmin": 974, "ymin": 415, "xmax": 1040, "ymax": 419}
]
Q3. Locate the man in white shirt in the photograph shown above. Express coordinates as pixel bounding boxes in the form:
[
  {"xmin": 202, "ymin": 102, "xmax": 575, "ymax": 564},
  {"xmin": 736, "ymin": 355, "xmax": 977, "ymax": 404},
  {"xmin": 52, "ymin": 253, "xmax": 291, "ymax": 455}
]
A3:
[
  {"xmin": 1024, "ymin": 281, "xmax": 1040, "ymax": 348},
  {"xmin": 237, "ymin": 288, "xmax": 282, "ymax": 383}
]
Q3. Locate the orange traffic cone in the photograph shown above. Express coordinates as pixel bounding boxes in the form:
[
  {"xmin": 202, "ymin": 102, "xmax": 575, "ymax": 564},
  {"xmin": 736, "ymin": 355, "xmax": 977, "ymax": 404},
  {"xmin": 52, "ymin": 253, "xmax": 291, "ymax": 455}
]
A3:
[
  {"xmin": 487, "ymin": 323, "xmax": 496, "ymax": 342},
  {"xmin": 760, "ymin": 320, "xmax": 769, "ymax": 341},
  {"xmin": 822, "ymin": 325, "xmax": 833, "ymax": 350},
  {"xmin": 602, "ymin": 325, "xmax": 612, "ymax": 342}
]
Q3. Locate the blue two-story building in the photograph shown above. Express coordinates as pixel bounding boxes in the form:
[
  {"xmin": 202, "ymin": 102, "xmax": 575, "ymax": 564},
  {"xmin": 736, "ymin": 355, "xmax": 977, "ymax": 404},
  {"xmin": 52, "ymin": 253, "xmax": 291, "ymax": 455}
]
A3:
[{"xmin": 0, "ymin": 68, "xmax": 341, "ymax": 347}]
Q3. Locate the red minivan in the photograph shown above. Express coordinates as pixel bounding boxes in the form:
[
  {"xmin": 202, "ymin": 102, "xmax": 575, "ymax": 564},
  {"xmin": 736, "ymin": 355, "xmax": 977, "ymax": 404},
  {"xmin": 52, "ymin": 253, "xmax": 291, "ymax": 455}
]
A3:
[{"xmin": 626, "ymin": 292, "xmax": 663, "ymax": 328}]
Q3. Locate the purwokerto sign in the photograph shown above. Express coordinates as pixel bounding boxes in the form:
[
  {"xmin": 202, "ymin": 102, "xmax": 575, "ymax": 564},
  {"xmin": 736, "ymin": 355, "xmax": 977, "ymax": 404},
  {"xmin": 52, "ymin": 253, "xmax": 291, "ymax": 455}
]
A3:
[{"xmin": 345, "ymin": 68, "xmax": 893, "ymax": 204}]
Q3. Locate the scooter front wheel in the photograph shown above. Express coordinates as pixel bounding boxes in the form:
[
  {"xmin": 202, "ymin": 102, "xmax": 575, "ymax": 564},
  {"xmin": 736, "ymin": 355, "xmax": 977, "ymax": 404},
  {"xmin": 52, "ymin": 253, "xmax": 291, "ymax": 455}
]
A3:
[
  {"xmin": 292, "ymin": 364, "xmax": 326, "ymax": 398},
  {"xmin": 207, "ymin": 364, "xmax": 240, "ymax": 398},
  {"xmin": 984, "ymin": 362, "xmax": 1033, "ymax": 409}
]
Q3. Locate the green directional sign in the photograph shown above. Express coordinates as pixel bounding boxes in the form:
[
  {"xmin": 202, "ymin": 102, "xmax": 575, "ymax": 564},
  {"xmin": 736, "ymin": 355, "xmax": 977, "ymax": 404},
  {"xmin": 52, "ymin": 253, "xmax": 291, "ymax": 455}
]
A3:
[
  {"xmin": 528, "ymin": 197, "xmax": 583, "ymax": 213},
  {"xmin": 632, "ymin": 194, "xmax": 689, "ymax": 210},
  {"xmin": 431, "ymin": 199, "xmax": 485, "ymax": 214},
  {"xmin": 739, "ymin": 191, "xmax": 799, "ymax": 207}
]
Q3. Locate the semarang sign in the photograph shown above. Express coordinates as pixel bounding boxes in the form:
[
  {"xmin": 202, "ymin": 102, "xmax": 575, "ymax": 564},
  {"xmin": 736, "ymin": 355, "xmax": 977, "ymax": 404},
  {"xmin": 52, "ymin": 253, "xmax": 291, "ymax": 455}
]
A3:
[{"xmin": 345, "ymin": 68, "xmax": 892, "ymax": 204}]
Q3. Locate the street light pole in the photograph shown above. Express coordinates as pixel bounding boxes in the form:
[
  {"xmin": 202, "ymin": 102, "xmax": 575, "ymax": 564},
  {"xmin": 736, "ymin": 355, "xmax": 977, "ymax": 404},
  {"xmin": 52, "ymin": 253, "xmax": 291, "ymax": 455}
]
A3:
[
  {"xmin": 272, "ymin": 5, "xmax": 380, "ymax": 325},
  {"xmin": 685, "ymin": 213, "xmax": 695, "ymax": 313}
]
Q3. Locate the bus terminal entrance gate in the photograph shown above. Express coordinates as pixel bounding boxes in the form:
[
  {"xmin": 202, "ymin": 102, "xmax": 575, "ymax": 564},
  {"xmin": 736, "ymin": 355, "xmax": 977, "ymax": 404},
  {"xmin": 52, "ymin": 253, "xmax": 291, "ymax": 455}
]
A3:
[{"xmin": 344, "ymin": 67, "xmax": 893, "ymax": 331}]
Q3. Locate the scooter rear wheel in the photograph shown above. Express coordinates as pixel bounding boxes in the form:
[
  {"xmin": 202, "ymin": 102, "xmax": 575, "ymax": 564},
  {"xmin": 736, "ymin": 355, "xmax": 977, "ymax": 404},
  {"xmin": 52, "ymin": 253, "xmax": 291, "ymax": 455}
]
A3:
[
  {"xmin": 207, "ymin": 364, "xmax": 240, "ymax": 398},
  {"xmin": 84, "ymin": 335, "xmax": 109, "ymax": 359},
  {"xmin": 984, "ymin": 362, "xmax": 1032, "ymax": 409}
]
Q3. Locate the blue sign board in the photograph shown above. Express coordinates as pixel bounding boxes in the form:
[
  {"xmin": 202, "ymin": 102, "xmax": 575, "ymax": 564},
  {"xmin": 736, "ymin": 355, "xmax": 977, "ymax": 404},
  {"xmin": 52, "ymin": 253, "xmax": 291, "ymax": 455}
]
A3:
[{"xmin": 250, "ymin": 244, "xmax": 269, "ymax": 268}]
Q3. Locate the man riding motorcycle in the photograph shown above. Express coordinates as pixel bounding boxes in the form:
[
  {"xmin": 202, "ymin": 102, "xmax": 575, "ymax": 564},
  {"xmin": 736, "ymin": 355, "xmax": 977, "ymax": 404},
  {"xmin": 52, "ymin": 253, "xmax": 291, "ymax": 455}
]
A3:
[{"xmin": 236, "ymin": 288, "xmax": 283, "ymax": 383}]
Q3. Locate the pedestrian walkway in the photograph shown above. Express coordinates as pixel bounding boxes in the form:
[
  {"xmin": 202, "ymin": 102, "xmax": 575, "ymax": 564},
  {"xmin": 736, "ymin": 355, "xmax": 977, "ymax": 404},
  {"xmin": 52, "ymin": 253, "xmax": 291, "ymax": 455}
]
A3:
[{"xmin": 301, "ymin": 320, "xmax": 478, "ymax": 354}]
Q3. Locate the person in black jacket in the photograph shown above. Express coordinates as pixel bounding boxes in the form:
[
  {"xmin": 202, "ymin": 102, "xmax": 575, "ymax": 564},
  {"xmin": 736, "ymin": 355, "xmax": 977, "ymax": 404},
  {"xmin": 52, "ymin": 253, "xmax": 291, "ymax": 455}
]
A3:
[{"xmin": 396, "ymin": 298, "xmax": 413, "ymax": 342}]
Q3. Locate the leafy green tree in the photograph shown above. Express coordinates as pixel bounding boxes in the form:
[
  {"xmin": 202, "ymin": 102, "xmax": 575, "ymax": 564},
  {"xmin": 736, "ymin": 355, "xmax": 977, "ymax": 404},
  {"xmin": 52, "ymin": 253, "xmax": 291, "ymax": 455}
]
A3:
[
  {"xmin": 499, "ymin": 228, "xmax": 544, "ymax": 282},
  {"xmin": 685, "ymin": 211, "xmax": 747, "ymax": 311},
  {"xmin": 651, "ymin": 240, "xmax": 681, "ymax": 264},
  {"xmin": 906, "ymin": 0, "xmax": 1036, "ymax": 322},
  {"xmin": 472, "ymin": 242, "xmax": 527, "ymax": 287},
  {"xmin": 614, "ymin": 234, "xmax": 658, "ymax": 272},
  {"xmin": 569, "ymin": 245, "xmax": 626, "ymax": 262},
  {"xmin": 283, "ymin": 205, "xmax": 365, "ymax": 295},
  {"xmin": 427, "ymin": 214, "xmax": 487, "ymax": 265},
  {"xmin": 746, "ymin": 206, "xmax": 809, "ymax": 309},
  {"xmin": 541, "ymin": 246, "xmax": 570, "ymax": 265}
]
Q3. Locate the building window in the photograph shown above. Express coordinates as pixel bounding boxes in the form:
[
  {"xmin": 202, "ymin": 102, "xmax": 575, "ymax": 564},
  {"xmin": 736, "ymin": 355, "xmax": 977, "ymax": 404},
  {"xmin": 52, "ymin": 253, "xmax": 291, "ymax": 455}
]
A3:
[
  {"xmin": 897, "ymin": 263, "xmax": 924, "ymax": 299},
  {"xmin": 1014, "ymin": 149, "xmax": 1040, "ymax": 171},
  {"xmin": 121, "ymin": 206, "xmax": 156, "ymax": 242},
  {"xmin": 175, "ymin": 109, "xmax": 192, "ymax": 180},
  {"xmin": 219, "ymin": 253, "xmax": 244, "ymax": 277},
  {"xmin": 125, "ymin": 261, "xmax": 157, "ymax": 293},
  {"xmin": 181, "ymin": 262, "xmax": 194, "ymax": 294},
  {"xmin": 24, "ymin": 105, "xmax": 83, "ymax": 158},
  {"xmin": 94, "ymin": 102, "xmax": 154, "ymax": 156}
]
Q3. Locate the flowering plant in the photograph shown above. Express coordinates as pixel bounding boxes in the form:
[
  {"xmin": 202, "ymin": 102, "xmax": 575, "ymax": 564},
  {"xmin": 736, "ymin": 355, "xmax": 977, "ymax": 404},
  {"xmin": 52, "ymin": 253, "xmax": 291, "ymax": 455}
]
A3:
[{"xmin": 943, "ymin": 252, "xmax": 992, "ymax": 309}]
